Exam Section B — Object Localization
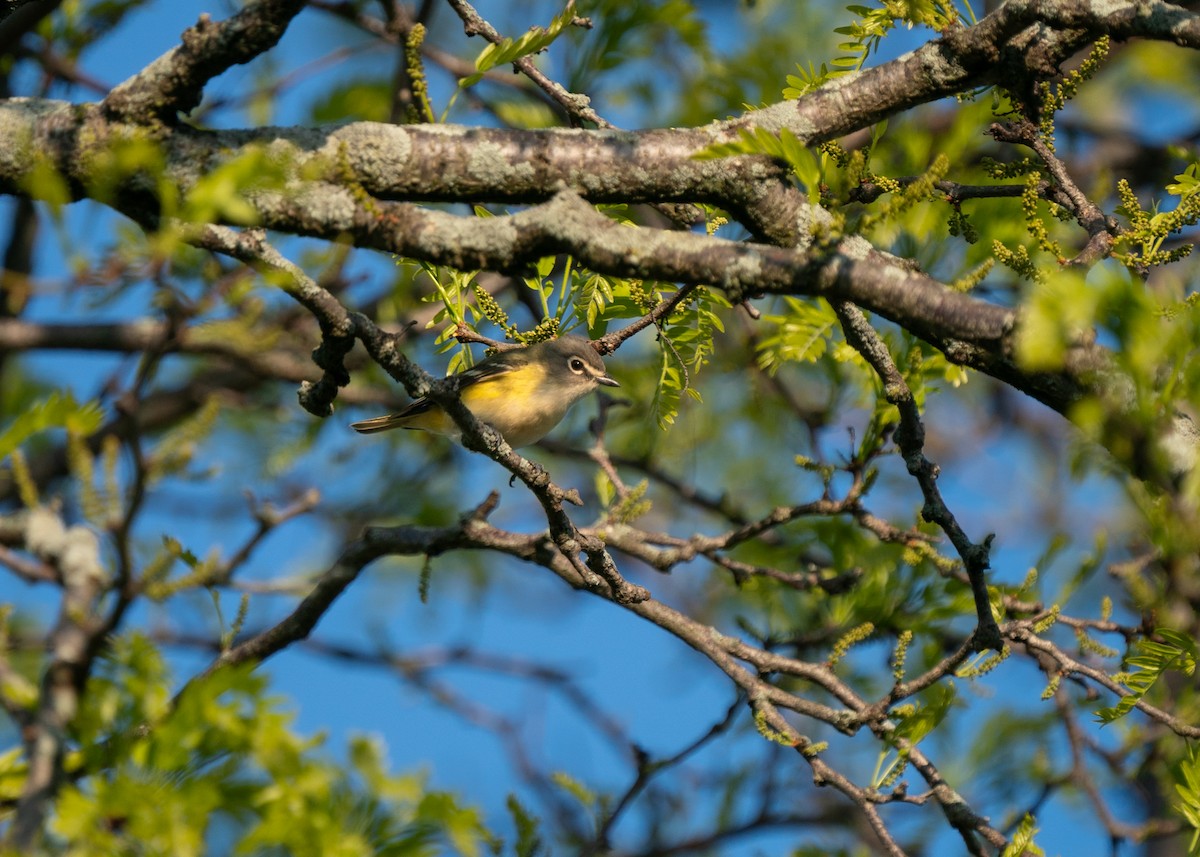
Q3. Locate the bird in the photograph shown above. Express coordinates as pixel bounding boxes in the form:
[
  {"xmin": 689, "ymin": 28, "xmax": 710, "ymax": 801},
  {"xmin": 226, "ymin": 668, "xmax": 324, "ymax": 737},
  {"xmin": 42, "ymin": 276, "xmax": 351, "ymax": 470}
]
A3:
[{"xmin": 350, "ymin": 335, "xmax": 619, "ymax": 448}]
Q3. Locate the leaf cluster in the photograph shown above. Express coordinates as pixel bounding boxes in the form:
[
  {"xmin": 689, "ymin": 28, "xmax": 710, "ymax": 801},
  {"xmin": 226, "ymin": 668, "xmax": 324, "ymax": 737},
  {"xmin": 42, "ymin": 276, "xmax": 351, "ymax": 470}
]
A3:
[
  {"xmin": 1114, "ymin": 168, "xmax": 1200, "ymax": 271},
  {"xmin": 1096, "ymin": 629, "xmax": 1197, "ymax": 725},
  {"xmin": 26, "ymin": 636, "xmax": 501, "ymax": 857}
]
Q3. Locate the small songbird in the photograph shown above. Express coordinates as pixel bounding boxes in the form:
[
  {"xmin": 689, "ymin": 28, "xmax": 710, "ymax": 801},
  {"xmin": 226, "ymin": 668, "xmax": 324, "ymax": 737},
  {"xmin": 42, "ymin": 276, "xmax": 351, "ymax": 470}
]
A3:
[{"xmin": 350, "ymin": 335, "xmax": 619, "ymax": 448}]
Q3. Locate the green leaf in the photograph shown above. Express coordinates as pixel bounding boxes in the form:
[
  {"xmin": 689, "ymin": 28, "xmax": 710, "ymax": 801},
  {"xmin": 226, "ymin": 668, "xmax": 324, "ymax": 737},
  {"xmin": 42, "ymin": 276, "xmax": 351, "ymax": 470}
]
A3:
[
  {"xmin": 0, "ymin": 747, "xmax": 28, "ymax": 803},
  {"xmin": 1096, "ymin": 629, "xmax": 1198, "ymax": 724},
  {"xmin": 0, "ymin": 391, "xmax": 104, "ymax": 463},
  {"xmin": 23, "ymin": 157, "xmax": 72, "ymax": 217},
  {"xmin": 1015, "ymin": 269, "xmax": 1095, "ymax": 371},
  {"xmin": 692, "ymin": 128, "xmax": 819, "ymax": 193},
  {"xmin": 873, "ymin": 683, "xmax": 959, "ymax": 787},
  {"xmin": 1002, "ymin": 814, "xmax": 1044, "ymax": 857},
  {"xmin": 473, "ymin": 3, "xmax": 578, "ymax": 74},
  {"xmin": 507, "ymin": 795, "xmax": 544, "ymax": 857},
  {"xmin": 652, "ymin": 286, "xmax": 728, "ymax": 428},
  {"xmin": 783, "ymin": 62, "xmax": 834, "ymax": 99},
  {"xmin": 492, "ymin": 98, "xmax": 560, "ymax": 129},
  {"xmin": 310, "ymin": 79, "xmax": 393, "ymax": 123},
  {"xmin": 162, "ymin": 534, "xmax": 200, "ymax": 569},
  {"xmin": 1166, "ymin": 163, "xmax": 1200, "ymax": 198},
  {"xmin": 181, "ymin": 147, "xmax": 289, "ymax": 226},
  {"xmin": 756, "ymin": 297, "xmax": 838, "ymax": 373},
  {"xmin": 550, "ymin": 771, "xmax": 597, "ymax": 811},
  {"xmin": 890, "ymin": 683, "xmax": 957, "ymax": 746}
]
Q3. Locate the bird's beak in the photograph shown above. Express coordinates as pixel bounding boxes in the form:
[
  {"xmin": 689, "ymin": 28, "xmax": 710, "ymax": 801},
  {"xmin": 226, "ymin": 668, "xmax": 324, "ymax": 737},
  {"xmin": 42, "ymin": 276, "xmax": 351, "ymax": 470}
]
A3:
[{"xmin": 596, "ymin": 372, "xmax": 620, "ymax": 388}]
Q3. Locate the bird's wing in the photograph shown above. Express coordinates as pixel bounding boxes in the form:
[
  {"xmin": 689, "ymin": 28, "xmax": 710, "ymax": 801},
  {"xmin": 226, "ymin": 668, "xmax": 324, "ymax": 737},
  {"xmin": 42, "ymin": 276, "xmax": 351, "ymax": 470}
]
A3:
[
  {"xmin": 455, "ymin": 352, "xmax": 525, "ymax": 388},
  {"xmin": 350, "ymin": 353, "xmax": 524, "ymax": 433},
  {"xmin": 401, "ymin": 355, "xmax": 521, "ymax": 415},
  {"xmin": 394, "ymin": 352, "xmax": 527, "ymax": 412}
]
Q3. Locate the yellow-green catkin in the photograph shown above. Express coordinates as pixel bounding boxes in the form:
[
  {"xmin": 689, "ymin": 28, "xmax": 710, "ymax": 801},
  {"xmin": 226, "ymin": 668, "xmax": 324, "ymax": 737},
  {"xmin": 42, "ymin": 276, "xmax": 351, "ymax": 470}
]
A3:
[{"xmin": 406, "ymin": 24, "xmax": 436, "ymax": 124}]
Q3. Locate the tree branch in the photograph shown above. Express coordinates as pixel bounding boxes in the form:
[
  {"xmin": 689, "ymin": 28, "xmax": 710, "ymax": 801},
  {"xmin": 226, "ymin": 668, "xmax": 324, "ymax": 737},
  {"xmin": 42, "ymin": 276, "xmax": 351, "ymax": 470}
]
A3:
[
  {"xmin": 3, "ymin": 508, "xmax": 107, "ymax": 850},
  {"xmin": 834, "ymin": 301, "xmax": 1003, "ymax": 651},
  {"xmin": 444, "ymin": 0, "xmax": 606, "ymax": 129},
  {"xmin": 101, "ymin": 0, "xmax": 308, "ymax": 123},
  {"xmin": 742, "ymin": 0, "xmax": 1200, "ymax": 143},
  {"xmin": 0, "ymin": 0, "xmax": 62, "ymax": 56}
]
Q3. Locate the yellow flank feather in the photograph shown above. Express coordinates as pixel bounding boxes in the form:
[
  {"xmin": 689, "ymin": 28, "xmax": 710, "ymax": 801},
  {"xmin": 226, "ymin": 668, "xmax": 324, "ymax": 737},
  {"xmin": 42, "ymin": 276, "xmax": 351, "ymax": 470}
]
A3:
[
  {"xmin": 463, "ymin": 362, "xmax": 545, "ymax": 405},
  {"xmin": 359, "ymin": 363, "xmax": 548, "ymax": 440},
  {"xmin": 456, "ymin": 363, "xmax": 555, "ymax": 447}
]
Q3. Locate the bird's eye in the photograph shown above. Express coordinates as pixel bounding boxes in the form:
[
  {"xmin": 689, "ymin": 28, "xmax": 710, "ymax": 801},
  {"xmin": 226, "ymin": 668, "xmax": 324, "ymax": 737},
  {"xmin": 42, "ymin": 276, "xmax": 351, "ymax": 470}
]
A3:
[{"xmin": 568, "ymin": 357, "xmax": 586, "ymax": 374}]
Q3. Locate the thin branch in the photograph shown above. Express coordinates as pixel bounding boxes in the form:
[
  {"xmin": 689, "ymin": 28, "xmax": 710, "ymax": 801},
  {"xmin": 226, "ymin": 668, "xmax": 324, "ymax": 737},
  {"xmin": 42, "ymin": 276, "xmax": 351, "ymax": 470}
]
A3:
[
  {"xmin": 444, "ymin": 0, "xmax": 606, "ymax": 130},
  {"xmin": 833, "ymin": 301, "xmax": 1002, "ymax": 651},
  {"xmin": 990, "ymin": 117, "xmax": 1118, "ymax": 264},
  {"xmin": 0, "ymin": 316, "xmax": 391, "ymax": 406},
  {"xmin": 0, "ymin": 543, "xmax": 59, "ymax": 584},
  {"xmin": 1011, "ymin": 624, "xmax": 1200, "ymax": 739},
  {"xmin": 309, "ymin": 0, "xmax": 560, "ymax": 100},
  {"xmin": 208, "ymin": 489, "xmax": 322, "ymax": 587},
  {"xmin": 187, "ymin": 225, "xmax": 358, "ymax": 418},
  {"xmin": 588, "ymin": 693, "xmax": 738, "ymax": 854},
  {"xmin": 6, "ymin": 509, "xmax": 107, "ymax": 850},
  {"xmin": 1053, "ymin": 689, "xmax": 1183, "ymax": 844},
  {"xmin": 594, "ymin": 283, "xmax": 701, "ymax": 355}
]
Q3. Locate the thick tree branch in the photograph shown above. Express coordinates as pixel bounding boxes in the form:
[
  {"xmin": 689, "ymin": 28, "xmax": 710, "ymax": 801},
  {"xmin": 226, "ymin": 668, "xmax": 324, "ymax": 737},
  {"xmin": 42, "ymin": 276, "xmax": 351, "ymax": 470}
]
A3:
[
  {"xmin": 1, "ymin": 0, "xmax": 1197, "ymax": 239},
  {"xmin": 101, "ymin": 0, "xmax": 308, "ymax": 123},
  {"xmin": 742, "ymin": 0, "xmax": 1200, "ymax": 140}
]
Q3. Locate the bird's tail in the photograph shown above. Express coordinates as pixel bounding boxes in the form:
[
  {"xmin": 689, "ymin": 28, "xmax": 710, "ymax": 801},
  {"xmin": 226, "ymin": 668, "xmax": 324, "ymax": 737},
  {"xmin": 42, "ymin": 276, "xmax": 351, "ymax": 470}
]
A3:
[{"xmin": 349, "ymin": 413, "xmax": 410, "ymax": 434}]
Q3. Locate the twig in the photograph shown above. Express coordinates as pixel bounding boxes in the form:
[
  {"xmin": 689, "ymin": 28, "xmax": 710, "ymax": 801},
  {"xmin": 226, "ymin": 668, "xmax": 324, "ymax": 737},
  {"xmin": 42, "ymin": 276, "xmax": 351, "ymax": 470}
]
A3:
[
  {"xmin": 0, "ymin": 543, "xmax": 59, "ymax": 584},
  {"xmin": 593, "ymin": 283, "xmax": 701, "ymax": 355},
  {"xmin": 990, "ymin": 118, "xmax": 1117, "ymax": 265},
  {"xmin": 833, "ymin": 301, "xmax": 1002, "ymax": 651},
  {"xmin": 444, "ymin": 0, "xmax": 607, "ymax": 130},
  {"xmin": 586, "ymin": 694, "xmax": 744, "ymax": 854}
]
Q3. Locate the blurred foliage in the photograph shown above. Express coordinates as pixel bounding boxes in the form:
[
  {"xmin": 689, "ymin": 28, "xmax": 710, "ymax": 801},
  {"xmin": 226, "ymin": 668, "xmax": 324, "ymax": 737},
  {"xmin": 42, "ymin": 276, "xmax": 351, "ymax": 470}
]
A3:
[{"xmin": 41, "ymin": 636, "xmax": 496, "ymax": 857}]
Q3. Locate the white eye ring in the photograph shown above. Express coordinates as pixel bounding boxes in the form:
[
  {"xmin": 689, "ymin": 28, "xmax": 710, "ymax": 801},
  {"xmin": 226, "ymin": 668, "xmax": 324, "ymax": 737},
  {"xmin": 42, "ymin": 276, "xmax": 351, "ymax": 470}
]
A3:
[{"xmin": 568, "ymin": 357, "xmax": 586, "ymax": 374}]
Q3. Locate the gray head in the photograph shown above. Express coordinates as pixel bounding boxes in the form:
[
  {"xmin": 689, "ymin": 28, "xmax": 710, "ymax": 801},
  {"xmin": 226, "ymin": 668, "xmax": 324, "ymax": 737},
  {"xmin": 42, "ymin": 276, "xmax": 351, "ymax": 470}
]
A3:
[{"xmin": 536, "ymin": 336, "xmax": 619, "ymax": 400}]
